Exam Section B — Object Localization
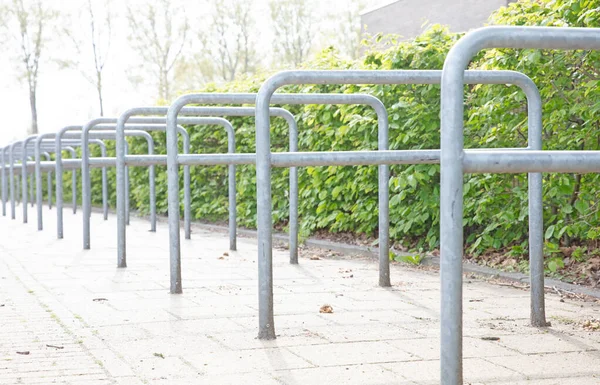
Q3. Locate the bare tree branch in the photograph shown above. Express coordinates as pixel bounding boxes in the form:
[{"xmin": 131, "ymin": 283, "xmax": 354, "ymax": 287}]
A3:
[
  {"xmin": 270, "ymin": 0, "xmax": 314, "ymax": 67},
  {"xmin": 1, "ymin": 0, "xmax": 57, "ymax": 134},
  {"xmin": 210, "ymin": 0, "xmax": 255, "ymax": 82},
  {"xmin": 59, "ymin": 0, "xmax": 112, "ymax": 116},
  {"xmin": 127, "ymin": 0, "xmax": 189, "ymax": 101}
]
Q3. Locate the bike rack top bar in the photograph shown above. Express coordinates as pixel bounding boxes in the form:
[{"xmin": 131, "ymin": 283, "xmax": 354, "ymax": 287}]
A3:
[{"xmin": 465, "ymin": 150, "xmax": 600, "ymax": 173}]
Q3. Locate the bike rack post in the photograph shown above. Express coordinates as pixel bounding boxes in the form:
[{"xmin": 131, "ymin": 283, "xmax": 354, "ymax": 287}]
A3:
[
  {"xmin": 439, "ymin": 26, "xmax": 600, "ymax": 385},
  {"xmin": 1, "ymin": 146, "xmax": 7, "ymax": 216},
  {"xmin": 42, "ymin": 152, "xmax": 52, "ymax": 209},
  {"xmin": 55, "ymin": 126, "xmax": 83, "ymax": 238},
  {"xmin": 85, "ymin": 139, "xmax": 109, "ymax": 221},
  {"xmin": 15, "ymin": 170, "xmax": 20, "ymax": 206},
  {"xmin": 34, "ymin": 135, "xmax": 59, "ymax": 229},
  {"xmin": 27, "ymin": 156, "xmax": 34, "ymax": 208},
  {"xmin": 9, "ymin": 141, "xmax": 21, "ymax": 220},
  {"xmin": 63, "ymin": 146, "xmax": 78, "ymax": 215},
  {"xmin": 253, "ymin": 69, "xmax": 544, "ymax": 340}
]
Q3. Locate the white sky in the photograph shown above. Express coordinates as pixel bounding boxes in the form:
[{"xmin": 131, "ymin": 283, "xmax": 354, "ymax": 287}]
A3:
[{"xmin": 0, "ymin": 0, "xmax": 380, "ymax": 145}]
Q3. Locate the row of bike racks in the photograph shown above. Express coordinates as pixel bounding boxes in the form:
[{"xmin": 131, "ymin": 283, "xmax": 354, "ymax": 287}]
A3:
[{"xmin": 1, "ymin": 25, "xmax": 597, "ymax": 385}]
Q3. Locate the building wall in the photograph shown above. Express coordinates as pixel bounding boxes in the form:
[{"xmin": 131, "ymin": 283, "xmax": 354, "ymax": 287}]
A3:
[{"xmin": 361, "ymin": 0, "xmax": 514, "ymax": 39}]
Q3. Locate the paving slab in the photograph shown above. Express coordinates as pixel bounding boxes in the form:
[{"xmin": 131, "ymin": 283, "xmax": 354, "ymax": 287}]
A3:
[{"xmin": 1, "ymin": 205, "xmax": 600, "ymax": 384}]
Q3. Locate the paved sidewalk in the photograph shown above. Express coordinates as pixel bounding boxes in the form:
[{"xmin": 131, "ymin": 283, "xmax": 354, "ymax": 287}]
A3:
[{"xmin": 1, "ymin": 206, "xmax": 600, "ymax": 384}]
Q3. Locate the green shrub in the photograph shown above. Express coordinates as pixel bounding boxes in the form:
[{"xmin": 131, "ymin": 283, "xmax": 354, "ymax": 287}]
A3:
[{"xmin": 68, "ymin": 0, "xmax": 600, "ymax": 261}]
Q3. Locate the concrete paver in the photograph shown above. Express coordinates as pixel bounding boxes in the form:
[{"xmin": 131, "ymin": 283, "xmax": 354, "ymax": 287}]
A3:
[{"xmin": 1, "ymin": 206, "xmax": 600, "ymax": 384}]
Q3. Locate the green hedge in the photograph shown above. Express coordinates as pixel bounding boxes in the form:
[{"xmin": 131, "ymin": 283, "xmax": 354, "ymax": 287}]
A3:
[{"xmin": 64, "ymin": 0, "xmax": 600, "ymax": 266}]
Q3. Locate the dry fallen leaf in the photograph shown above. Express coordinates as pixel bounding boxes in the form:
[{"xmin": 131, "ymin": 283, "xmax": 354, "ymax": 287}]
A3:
[
  {"xmin": 218, "ymin": 256, "xmax": 225, "ymax": 260},
  {"xmin": 223, "ymin": 252, "xmax": 229, "ymax": 256},
  {"xmin": 319, "ymin": 305, "xmax": 333, "ymax": 314}
]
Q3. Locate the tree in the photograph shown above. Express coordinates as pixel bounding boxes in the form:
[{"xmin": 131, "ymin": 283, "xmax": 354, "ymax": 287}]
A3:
[
  {"xmin": 328, "ymin": 0, "xmax": 364, "ymax": 60},
  {"xmin": 59, "ymin": 0, "xmax": 112, "ymax": 116},
  {"xmin": 126, "ymin": 0, "xmax": 189, "ymax": 101},
  {"xmin": 1, "ymin": 0, "xmax": 57, "ymax": 134},
  {"xmin": 270, "ymin": 0, "xmax": 314, "ymax": 67},
  {"xmin": 211, "ymin": 0, "xmax": 256, "ymax": 81}
]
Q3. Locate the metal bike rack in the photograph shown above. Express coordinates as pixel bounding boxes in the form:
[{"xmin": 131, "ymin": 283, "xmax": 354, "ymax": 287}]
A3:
[
  {"xmin": 167, "ymin": 103, "xmax": 383, "ymax": 262},
  {"xmin": 14, "ymin": 130, "xmax": 141, "ymax": 237},
  {"xmin": 114, "ymin": 100, "xmax": 379, "ymax": 277},
  {"xmin": 8, "ymin": 140, "xmax": 81, "ymax": 221},
  {"xmin": 33, "ymin": 135, "xmax": 108, "ymax": 231},
  {"xmin": 82, "ymin": 118, "xmax": 248, "ymax": 250},
  {"xmin": 156, "ymin": 71, "xmax": 543, "ymax": 340},
  {"xmin": 54, "ymin": 126, "xmax": 155, "ymax": 239},
  {"xmin": 81, "ymin": 122, "xmax": 191, "ymax": 249},
  {"xmin": 81, "ymin": 118, "xmax": 195, "ymax": 249},
  {"xmin": 251, "ymin": 69, "xmax": 544, "ymax": 339},
  {"xmin": 114, "ymin": 102, "xmax": 368, "ymax": 277},
  {"xmin": 174, "ymin": 107, "xmax": 299, "ymax": 252},
  {"xmin": 0, "ymin": 25, "xmax": 597, "ymax": 385},
  {"xmin": 177, "ymin": 119, "xmax": 234, "ymax": 243},
  {"xmin": 161, "ymin": 94, "xmax": 392, "ymax": 294},
  {"xmin": 112, "ymin": 109, "xmax": 248, "ymax": 268},
  {"xmin": 78, "ymin": 124, "xmax": 157, "ymax": 228},
  {"xmin": 4, "ymin": 143, "xmax": 55, "ymax": 218},
  {"xmin": 27, "ymin": 138, "xmax": 81, "ymax": 222},
  {"xmin": 88, "ymin": 111, "xmax": 285, "ymax": 258},
  {"xmin": 439, "ymin": 26, "xmax": 600, "ymax": 385}
]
